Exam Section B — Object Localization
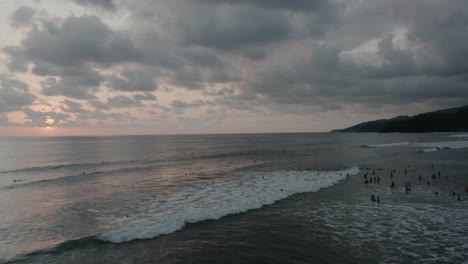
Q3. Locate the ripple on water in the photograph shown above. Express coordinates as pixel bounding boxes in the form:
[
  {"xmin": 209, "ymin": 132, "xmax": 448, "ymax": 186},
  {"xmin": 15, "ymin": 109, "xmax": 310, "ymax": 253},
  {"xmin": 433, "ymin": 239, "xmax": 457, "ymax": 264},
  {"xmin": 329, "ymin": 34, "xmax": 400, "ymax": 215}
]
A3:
[{"xmin": 298, "ymin": 200, "xmax": 468, "ymax": 263}]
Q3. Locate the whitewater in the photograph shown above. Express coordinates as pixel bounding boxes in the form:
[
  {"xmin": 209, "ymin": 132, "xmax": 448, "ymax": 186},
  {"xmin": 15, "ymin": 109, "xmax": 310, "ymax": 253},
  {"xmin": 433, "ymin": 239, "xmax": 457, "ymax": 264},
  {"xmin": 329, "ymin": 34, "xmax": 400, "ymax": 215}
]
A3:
[{"xmin": 98, "ymin": 167, "xmax": 359, "ymax": 243}]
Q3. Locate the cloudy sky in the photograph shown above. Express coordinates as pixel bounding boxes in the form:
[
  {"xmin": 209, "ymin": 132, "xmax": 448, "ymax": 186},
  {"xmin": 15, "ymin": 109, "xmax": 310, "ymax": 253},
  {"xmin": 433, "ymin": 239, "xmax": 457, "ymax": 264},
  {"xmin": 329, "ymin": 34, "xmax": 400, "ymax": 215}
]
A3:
[{"xmin": 1, "ymin": 0, "xmax": 467, "ymax": 136}]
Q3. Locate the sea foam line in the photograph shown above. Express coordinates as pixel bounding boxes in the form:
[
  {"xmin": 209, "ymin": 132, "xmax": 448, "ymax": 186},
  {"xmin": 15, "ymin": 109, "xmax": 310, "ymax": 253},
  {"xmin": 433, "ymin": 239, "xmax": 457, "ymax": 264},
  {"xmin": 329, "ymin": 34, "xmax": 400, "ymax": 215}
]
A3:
[
  {"xmin": 97, "ymin": 166, "xmax": 359, "ymax": 243},
  {"xmin": 366, "ymin": 141, "xmax": 468, "ymax": 152}
]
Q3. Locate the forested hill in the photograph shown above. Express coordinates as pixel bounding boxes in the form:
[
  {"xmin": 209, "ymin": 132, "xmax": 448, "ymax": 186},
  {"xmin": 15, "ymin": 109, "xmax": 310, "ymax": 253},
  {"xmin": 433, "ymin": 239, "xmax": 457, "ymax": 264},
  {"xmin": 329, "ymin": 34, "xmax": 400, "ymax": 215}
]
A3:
[{"xmin": 333, "ymin": 105, "xmax": 468, "ymax": 133}]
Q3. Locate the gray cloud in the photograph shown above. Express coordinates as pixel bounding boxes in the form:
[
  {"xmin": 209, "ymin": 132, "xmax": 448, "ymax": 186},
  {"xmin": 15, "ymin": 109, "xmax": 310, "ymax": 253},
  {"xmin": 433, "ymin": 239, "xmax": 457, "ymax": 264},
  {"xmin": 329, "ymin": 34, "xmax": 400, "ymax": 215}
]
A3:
[
  {"xmin": 0, "ymin": 76, "xmax": 36, "ymax": 113},
  {"xmin": 21, "ymin": 15, "xmax": 142, "ymax": 67},
  {"xmin": 133, "ymin": 93, "xmax": 157, "ymax": 101},
  {"xmin": 3, "ymin": 0, "xmax": 468, "ymax": 130},
  {"xmin": 171, "ymin": 99, "xmax": 205, "ymax": 109},
  {"xmin": 23, "ymin": 107, "xmax": 70, "ymax": 127},
  {"xmin": 108, "ymin": 69, "xmax": 157, "ymax": 92},
  {"xmin": 60, "ymin": 100, "xmax": 89, "ymax": 113},
  {"xmin": 107, "ymin": 95, "xmax": 143, "ymax": 108},
  {"xmin": 2, "ymin": 46, "xmax": 28, "ymax": 72},
  {"xmin": 73, "ymin": 0, "xmax": 116, "ymax": 11},
  {"xmin": 77, "ymin": 110, "xmax": 130, "ymax": 123},
  {"xmin": 177, "ymin": 6, "xmax": 292, "ymax": 50},
  {"xmin": 11, "ymin": 6, "xmax": 36, "ymax": 28},
  {"xmin": 197, "ymin": 0, "xmax": 330, "ymax": 12},
  {"xmin": 89, "ymin": 99, "xmax": 110, "ymax": 110}
]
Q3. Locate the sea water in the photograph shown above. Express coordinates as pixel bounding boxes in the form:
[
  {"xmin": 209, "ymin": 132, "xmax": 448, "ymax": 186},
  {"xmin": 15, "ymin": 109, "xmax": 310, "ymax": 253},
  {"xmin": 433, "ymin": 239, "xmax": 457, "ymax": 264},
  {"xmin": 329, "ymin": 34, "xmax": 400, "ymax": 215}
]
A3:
[{"xmin": 0, "ymin": 133, "xmax": 467, "ymax": 263}]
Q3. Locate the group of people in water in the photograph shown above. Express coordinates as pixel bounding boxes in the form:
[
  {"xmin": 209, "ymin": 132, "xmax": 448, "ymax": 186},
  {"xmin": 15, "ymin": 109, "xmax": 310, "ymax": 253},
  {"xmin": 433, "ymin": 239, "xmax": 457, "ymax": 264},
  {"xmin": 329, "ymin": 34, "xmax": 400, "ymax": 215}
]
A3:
[
  {"xmin": 363, "ymin": 170, "xmax": 381, "ymax": 184},
  {"xmin": 365, "ymin": 163, "xmax": 467, "ymax": 203}
]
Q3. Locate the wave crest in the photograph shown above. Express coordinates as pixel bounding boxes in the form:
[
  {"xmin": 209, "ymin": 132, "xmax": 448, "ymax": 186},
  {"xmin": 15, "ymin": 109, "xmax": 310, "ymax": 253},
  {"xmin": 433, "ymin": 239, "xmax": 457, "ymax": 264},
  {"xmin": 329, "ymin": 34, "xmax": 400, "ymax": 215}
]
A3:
[{"xmin": 97, "ymin": 167, "xmax": 359, "ymax": 243}]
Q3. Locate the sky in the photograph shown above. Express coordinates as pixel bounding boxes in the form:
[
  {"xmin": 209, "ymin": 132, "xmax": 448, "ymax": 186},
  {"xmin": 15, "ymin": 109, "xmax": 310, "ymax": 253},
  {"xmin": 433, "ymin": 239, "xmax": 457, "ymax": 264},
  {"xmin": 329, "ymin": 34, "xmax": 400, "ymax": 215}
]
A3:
[{"xmin": 1, "ymin": 0, "xmax": 468, "ymax": 136}]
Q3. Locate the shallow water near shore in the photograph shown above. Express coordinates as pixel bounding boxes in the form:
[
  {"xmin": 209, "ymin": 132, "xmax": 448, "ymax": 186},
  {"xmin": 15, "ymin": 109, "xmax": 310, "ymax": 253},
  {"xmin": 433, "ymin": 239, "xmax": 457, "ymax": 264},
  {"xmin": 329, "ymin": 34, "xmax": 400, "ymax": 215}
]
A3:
[{"xmin": 1, "ymin": 133, "xmax": 467, "ymax": 264}]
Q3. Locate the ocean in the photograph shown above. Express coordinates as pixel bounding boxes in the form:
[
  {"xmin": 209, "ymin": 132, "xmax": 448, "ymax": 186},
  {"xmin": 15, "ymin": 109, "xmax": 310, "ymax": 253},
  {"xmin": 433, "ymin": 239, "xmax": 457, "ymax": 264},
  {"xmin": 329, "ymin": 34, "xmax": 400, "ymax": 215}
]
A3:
[{"xmin": 0, "ymin": 133, "xmax": 467, "ymax": 264}]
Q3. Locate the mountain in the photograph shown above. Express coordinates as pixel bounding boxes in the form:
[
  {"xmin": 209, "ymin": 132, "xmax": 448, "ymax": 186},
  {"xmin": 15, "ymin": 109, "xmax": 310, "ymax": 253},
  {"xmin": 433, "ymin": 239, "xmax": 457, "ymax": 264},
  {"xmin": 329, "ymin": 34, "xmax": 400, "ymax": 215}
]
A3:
[{"xmin": 333, "ymin": 105, "xmax": 468, "ymax": 133}]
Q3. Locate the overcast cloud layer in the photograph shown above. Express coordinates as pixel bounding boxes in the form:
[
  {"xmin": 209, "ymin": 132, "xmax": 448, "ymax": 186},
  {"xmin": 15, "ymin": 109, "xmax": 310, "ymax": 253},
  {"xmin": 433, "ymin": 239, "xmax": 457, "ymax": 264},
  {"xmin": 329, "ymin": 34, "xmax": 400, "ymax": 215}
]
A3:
[{"xmin": 0, "ymin": 0, "xmax": 467, "ymax": 135}]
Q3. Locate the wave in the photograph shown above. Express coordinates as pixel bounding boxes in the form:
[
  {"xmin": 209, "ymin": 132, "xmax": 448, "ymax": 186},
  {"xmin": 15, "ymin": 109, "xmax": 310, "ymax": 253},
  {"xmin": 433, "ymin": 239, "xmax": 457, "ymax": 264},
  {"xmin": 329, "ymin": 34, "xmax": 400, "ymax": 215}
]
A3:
[
  {"xmin": 96, "ymin": 166, "xmax": 359, "ymax": 243},
  {"xmin": 448, "ymin": 134, "xmax": 468, "ymax": 138},
  {"xmin": 2, "ymin": 235, "xmax": 104, "ymax": 263},
  {"xmin": 366, "ymin": 141, "xmax": 468, "ymax": 152},
  {"xmin": 413, "ymin": 141, "xmax": 468, "ymax": 152},
  {"xmin": 1, "ymin": 163, "xmax": 167, "ymax": 190},
  {"xmin": 0, "ymin": 158, "xmax": 157, "ymax": 174},
  {"xmin": 1, "ymin": 167, "xmax": 359, "ymax": 263},
  {"xmin": 366, "ymin": 142, "xmax": 411, "ymax": 147},
  {"xmin": 0, "ymin": 149, "xmax": 271, "ymax": 175}
]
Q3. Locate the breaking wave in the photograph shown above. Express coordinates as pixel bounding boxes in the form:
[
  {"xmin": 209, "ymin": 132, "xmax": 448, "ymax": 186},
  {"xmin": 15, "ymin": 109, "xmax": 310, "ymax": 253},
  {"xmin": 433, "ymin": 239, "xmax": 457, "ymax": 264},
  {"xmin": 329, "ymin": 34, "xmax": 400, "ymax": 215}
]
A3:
[
  {"xmin": 97, "ymin": 166, "xmax": 359, "ymax": 243},
  {"xmin": 366, "ymin": 141, "xmax": 468, "ymax": 152}
]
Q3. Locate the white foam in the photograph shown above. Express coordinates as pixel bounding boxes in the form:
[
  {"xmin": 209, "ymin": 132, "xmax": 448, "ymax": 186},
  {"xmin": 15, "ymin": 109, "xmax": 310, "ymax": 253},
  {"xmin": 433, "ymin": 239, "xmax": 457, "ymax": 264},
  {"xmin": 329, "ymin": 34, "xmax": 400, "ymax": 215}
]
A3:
[
  {"xmin": 448, "ymin": 134, "xmax": 468, "ymax": 138},
  {"xmin": 420, "ymin": 148, "xmax": 439, "ymax": 153},
  {"xmin": 367, "ymin": 141, "xmax": 468, "ymax": 152},
  {"xmin": 413, "ymin": 141, "xmax": 468, "ymax": 151},
  {"xmin": 367, "ymin": 142, "xmax": 411, "ymax": 147},
  {"xmin": 97, "ymin": 167, "xmax": 359, "ymax": 243}
]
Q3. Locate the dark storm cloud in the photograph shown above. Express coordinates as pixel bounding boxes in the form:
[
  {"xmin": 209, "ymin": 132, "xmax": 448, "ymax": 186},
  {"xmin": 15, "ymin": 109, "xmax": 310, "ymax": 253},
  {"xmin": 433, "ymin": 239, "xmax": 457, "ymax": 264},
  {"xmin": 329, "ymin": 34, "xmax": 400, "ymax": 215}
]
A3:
[
  {"xmin": 11, "ymin": 6, "xmax": 36, "ymax": 28},
  {"xmin": 73, "ymin": 0, "xmax": 116, "ymax": 11},
  {"xmin": 0, "ymin": 76, "xmax": 36, "ymax": 113}
]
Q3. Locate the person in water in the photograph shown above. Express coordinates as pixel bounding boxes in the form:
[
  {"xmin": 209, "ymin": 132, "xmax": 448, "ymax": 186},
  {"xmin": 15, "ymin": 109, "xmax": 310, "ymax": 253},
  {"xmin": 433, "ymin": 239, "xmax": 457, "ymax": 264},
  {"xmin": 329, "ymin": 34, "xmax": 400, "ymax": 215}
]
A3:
[
  {"xmin": 377, "ymin": 196, "xmax": 380, "ymax": 204},
  {"xmin": 390, "ymin": 181, "xmax": 395, "ymax": 188},
  {"xmin": 371, "ymin": 194, "xmax": 376, "ymax": 202}
]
